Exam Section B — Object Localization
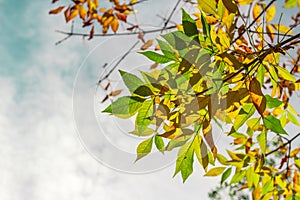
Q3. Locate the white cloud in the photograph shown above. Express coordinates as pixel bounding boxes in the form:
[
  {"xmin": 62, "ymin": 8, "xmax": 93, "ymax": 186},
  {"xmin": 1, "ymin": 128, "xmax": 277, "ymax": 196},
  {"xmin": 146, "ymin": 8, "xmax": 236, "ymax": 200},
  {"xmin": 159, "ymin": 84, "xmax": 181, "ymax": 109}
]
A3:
[{"xmin": 0, "ymin": 1, "xmax": 228, "ymax": 200}]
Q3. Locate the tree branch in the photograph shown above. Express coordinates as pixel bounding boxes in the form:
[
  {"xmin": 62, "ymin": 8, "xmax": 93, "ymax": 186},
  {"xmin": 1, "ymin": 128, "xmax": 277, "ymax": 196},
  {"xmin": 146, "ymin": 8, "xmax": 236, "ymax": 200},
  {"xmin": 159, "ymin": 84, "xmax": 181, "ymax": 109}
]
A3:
[{"xmin": 266, "ymin": 133, "xmax": 300, "ymax": 157}]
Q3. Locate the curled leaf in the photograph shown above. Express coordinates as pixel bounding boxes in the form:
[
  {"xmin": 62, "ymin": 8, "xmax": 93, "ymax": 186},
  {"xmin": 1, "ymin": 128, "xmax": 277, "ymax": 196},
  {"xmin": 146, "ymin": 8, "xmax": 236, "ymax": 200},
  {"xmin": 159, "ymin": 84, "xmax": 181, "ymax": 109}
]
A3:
[{"xmin": 49, "ymin": 6, "xmax": 65, "ymax": 15}]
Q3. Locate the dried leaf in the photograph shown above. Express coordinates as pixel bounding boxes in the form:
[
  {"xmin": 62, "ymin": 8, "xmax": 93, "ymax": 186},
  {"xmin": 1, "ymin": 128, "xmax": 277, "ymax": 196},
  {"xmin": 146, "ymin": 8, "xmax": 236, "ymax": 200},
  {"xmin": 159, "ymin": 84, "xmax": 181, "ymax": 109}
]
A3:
[
  {"xmin": 150, "ymin": 63, "xmax": 159, "ymax": 69},
  {"xmin": 52, "ymin": 0, "xmax": 59, "ymax": 3},
  {"xmin": 116, "ymin": 12, "xmax": 127, "ymax": 22},
  {"xmin": 101, "ymin": 95, "xmax": 109, "ymax": 103},
  {"xmin": 88, "ymin": 26, "xmax": 94, "ymax": 40},
  {"xmin": 109, "ymin": 89, "xmax": 122, "ymax": 96},
  {"xmin": 49, "ymin": 6, "xmax": 65, "ymax": 15},
  {"xmin": 138, "ymin": 31, "xmax": 145, "ymax": 43},
  {"xmin": 140, "ymin": 39, "xmax": 153, "ymax": 50},
  {"xmin": 266, "ymin": 24, "xmax": 274, "ymax": 42},
  {"xmin": 104, "ymin": 82, "xmax": 111, "ymax": 90}
]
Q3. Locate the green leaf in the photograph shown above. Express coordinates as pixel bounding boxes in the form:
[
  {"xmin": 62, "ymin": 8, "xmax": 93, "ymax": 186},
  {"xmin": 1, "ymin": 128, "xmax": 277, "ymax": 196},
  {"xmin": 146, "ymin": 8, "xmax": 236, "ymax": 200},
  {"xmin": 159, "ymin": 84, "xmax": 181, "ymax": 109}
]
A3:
[
  {"xmin": 161, "ymin": 31, "xmax": 192, "ymax": 51},
  {"xmin": 119, "ymin": 70, "xmax": 144, "ymax": 93},
  {"xmin": 136, "ymin": 100, "xmax": 154, "ymax": 135},
  {"xmin": 136, "ymin": 137, "xmax": 153, "ymax": 161},
  {"xmin": 204, "ymin": 167, "xmax": 226, "ymax": 176},
  {"xmin": 174, "ymin": 140, "xmax": 194, "ymax": 182},
  {"xmin": 129, "ymin": 127, "xmax": 155, "ymax": 136},
  {"xmin": 263, "ymin": 115, "xmax": 288, "ymax": 134},
  {"xmin": 194, "ymin": 135, "xmax": 209, "ymax": 171},
  {"xmin": 139, "ymin": 51, "xmax": 173, "ymax": 64},
  {"xmin": 154, "ymin": 135, "xmax": 164, "ymax": 152},
  {"xmin": 256, "ymin": 64, "xmax": 265, "ymax": 86},
  {"xmin": 133, "ymin": 85, "xmax": 153, "ymax": 97},
  {"xmin": 182, "ymin": 8, "xmax": 199, "ymax": 38},
  {"xmin": 284, "ymin": 0, "xmax": 297, "ymax": 8},
  {"xmin": 102, "ymin": 96, "xmax": 144, "ymax": 118},
  {"xmin": 217, "ymin": 154, "xmax": 229, "ymax": 165},
  {"xmin": 201, "ymin": 12, "xmax": 210, "ymax": 38},
  {"xmin": 257, "ymin": 129, "xmax": 267, "ymax": 154},
  {"xmin": 287, "ymin": 111, "xmax": 300, "ymax": 126},
  {"xmin": 275, "ymin": 66, "xmax": 296, "ymax": 82},
  {"xmin": 233, "ymin": 104, "xmax": 256, "ymax": 131},
  {"xmin": 157, "ymin": 39, "xmax": 178, "ymax": 61},
  {"xmin": 230, "ymin": 170, "xmax": 246, "ymax": 184},
  {"xmin": 265, "ymin": 95, "xmax": 282, "ymax": 108},
  {"xmin": 221, "ymin": 168, "xmax": 232, "ymax": 184}
]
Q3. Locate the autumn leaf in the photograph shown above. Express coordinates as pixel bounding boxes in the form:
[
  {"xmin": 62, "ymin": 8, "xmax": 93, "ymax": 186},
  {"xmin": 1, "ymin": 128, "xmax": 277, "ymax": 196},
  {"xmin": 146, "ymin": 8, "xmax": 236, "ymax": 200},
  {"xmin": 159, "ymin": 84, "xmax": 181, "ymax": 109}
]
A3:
[
  {"xmin": 109, "ymin": 89, "xmax": 122, "ymax": 96},
  {"xmin": 88, "ymin": 26, "xmax": 94, "ymax": 40},
  {"xmin": 79, "ymin": 5, "xmax": 87, "ymax": 20},
  {"xmin": 140, "ymin": 39, "xmax": 154, "ymax": 51},
  {"xmin": 252, "ymin": 3, "xmax": 261, "ymax": 22},
  {"xmin": 111, "ymin": 17, "xmax": 119, "ymax": 33},
  {"xmin": 266, "ymin": 5, "xmax": 276, "ymax": 22},
  {"xmin": 248, "ymin": 78, "xmax": 266, "ymax": 116},
  {"xmin": 49, "ymin": 6, "xmax": 65, "ymax": 14}
]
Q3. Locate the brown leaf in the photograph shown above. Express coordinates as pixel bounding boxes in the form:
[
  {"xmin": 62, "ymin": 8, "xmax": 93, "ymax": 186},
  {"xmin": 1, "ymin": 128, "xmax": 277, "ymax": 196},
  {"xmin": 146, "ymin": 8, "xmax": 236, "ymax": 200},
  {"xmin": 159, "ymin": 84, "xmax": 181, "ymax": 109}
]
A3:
[
  {"xmin": 154, "ymin": 44, "xmax": 160, "ymax": 51},
  {"xmin": 64, "ymin": 7, "xmax": 70, "ymax": 22},
  {"xmin": 138, "ymin": 31, "xmax": 145, "ymax": 43},
  {"xmin": 126, "ymin": 25, "xmax": 138, "ymax": 31},
  {"xmin": 88, "ymin": 26, "xmax": 94, "ymax": 40},
  {"xmin": 52, "ymin": 0, "xmax": 59, "ymax": 3},
  {"xmin": 109, "ymin": 89, "xmax": 122, "ymax": 96},
  {"xmin": 116, "ymin": 12, "xmax": 127, "ymax": 22},
  {"xmin": 140, "ymin": 39, "xmax": 153, "ymax": 50},
  {"xmin": 49, "ymin": 6, "xmax": 65, "ymax": 15},
  {"xmin": 150, "ymin": 63, "xmax": 159, "ymax": 69}
]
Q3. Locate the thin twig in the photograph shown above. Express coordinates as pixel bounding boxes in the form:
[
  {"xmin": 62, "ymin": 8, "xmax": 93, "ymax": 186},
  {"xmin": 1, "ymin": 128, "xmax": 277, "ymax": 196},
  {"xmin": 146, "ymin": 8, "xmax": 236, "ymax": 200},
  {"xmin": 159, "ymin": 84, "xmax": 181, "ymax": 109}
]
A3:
[
  {"xmin": 266, "ymin": 133, "xmax": 300, "ymax": 157},
  {"xmin": 161, "ymin": 0, "xmax": 181, "ymax": 33},
  {"xmin": 231, "ymin": 0, "xmax": 277, "ymax": 45},
  {"xmin": 97, "ymin": 40, "xmax": 140, "ymax": 85}
]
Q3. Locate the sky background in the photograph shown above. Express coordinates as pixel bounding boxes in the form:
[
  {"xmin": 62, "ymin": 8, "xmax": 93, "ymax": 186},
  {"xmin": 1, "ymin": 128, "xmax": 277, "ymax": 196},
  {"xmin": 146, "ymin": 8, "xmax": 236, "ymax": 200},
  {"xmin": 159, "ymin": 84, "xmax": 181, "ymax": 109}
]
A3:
[
  {"xmin": 0, "ymin": 1, "xmax": 222, "ymax": 200},
  {"xmin": 1, "ymin": 1, "xmax": 299, "ymax": 200}
]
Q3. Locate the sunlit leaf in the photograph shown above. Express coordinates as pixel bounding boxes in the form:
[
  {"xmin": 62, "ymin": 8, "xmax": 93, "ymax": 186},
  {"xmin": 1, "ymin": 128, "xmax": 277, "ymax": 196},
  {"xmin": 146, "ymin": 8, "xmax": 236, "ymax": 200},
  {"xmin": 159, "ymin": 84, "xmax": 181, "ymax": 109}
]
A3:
[
  {"xmin": 205, "ymin": 167, "xmax": 226, "ymax": 176},
  {"xmin": 252, "ymin": 3, "xmax": 261, "ymax": 22},
  {"xmin": 275, "ymin": 65, "xmax": 296, "ymax": 82},
  {"xmin": 174, "ymin": 140, "xmax": 194, "ymax": 182},
  {"xmin": 221, "ymin": 168, "xmax": 232, "ymax": 184},
  {"xmin": 265, "ymin": 95, "xmax": 282, "ymax": 108},
  {"xmin": 102, "ymin": 96, "xmax": 144, "ymax": 118},
  {"xmin": 284, "ymin": 0, "xmax": 298, "ymax": 8},
  {"xmin": 111, "ymin": 17, "xmax": 119, "ymax": 33},
  {"xmin": 136, "ymin": 100, "xmax": 154, "ymax": 134},
  {"xmin": 249, "ymin": 78, "xmax": 266, "ymax": 116},
  {"xmin": 257, "ymin": 129, "xmax": 267, "ymax": 154},
  {"xmin": 271, "ymin": 24, "xmax": 294, "ymax": 34},
  {"xmin": 230, "ymin": 169, "xmax": 246, "ymax": 184},
  {"xmin": 139, "ymin": 51, "xmax": 173, "ymax": 64},
  {"xmin": 197, "ymin": 0, "xmax": 217, "ymax": 14},
  {"xmin": 263, "ymin": 115, "xmax": 288, "ymax": 135},
  {"xmin": 266, "ymin": 5, "xmax": 276, "ymax": 22},
  {"xmin": 154, "ymin": 135, "xmax": 164, "ymax": 152},
  {"xmin": 136, "ymin": 137, "xmax": 153, "ymax": 161}
]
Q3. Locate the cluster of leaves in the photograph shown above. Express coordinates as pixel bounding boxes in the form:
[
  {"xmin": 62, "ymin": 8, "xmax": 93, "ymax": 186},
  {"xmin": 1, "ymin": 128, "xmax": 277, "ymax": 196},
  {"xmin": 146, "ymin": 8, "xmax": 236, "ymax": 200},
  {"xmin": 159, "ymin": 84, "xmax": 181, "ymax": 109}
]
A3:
[
  {"xmin": 102, "ymin": 0, "xmax": 300, "ymax": 199},
  {"xmin": 49, "ymin": 0, "xmax": 141, "ymax": 39}
]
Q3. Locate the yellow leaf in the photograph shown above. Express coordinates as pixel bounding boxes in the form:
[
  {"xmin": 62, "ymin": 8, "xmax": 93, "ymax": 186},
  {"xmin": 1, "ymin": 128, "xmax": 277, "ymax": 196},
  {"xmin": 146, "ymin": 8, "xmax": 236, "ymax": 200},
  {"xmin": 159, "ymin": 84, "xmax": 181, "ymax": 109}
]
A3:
[
  {"xmin": 197, "ymin": 0, "xmax": 217, "ymax": 14},
  {"xmin": 236, "ymin": 0, "xmax": 253, "ymax": 5},
  {"xmin": 204, "ymin": 167, "xmax": 226, "ymax": 176},
  {"xmin": 266, "ymin": 24, "xmax": 274, "ymax": 42},
  {"xmin": 69, "ymin": 8, "xmax": 79, "ymax": 22},
  {"xmin": 110, "ymin": 17, "xmax": 119, "ymax": 33},
  {"xmin": 266, "ymin": 5, "xmax": 276, "ymax": 22},
  {"xmin": 79, "ymin": 5, "xmax": 87, "ymax": 20},
  {"xmin": 271, "ymin": 24, "xmax": 294, "ymax": 34},
  {"xmin": 252, "ymin": 3, "xmax": 261, "ymax": 22},
  {"xmin": 218, "ymin": 28, "xmax": 230, "ymax": 49},
  {"xmin": 205, "ymin": 15, "xmax": 219, "ymax": 24},
  {"xmin": 49, "ymin": 6, "xmax": 65, "ymax": 15}
]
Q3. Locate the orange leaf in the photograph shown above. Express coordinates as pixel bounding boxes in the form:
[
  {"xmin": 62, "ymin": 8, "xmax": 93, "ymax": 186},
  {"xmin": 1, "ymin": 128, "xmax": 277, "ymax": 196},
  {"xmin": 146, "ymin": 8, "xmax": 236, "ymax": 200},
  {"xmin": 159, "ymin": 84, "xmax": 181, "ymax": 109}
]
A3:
[
  {"xmin": 88, "ymin": 26, "xmax": 94, "ymax": 40},
  {"xmin": 64, "ymin": 7, "xmax": 70, "ymax": 22},
  {"xmin": 49, "ymin": 6, "xmax": 65, "ymax": 15},
  {"xmin": 140, "ymin": 39, "xmax": 153, "ymax": 50},
  {"xmin": 249, "ymin": 78, "xmax": 266, "ymax": 116},
  {"xmin": 116, "ymin": 12, "xmax": 127, "ymax": 22},
  {"xmin": 68, "ymin": 7, "xmax": 79, "ymax": 22},
  {"xmin": 110, "ymin": 17, "xmax": 119, "ymax": 33},
  {"xmin": 79, "ymin": 5, "xmax": 87, "ymax": 20}
]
